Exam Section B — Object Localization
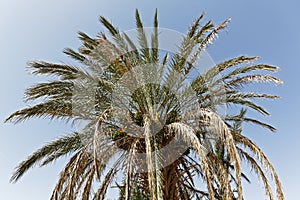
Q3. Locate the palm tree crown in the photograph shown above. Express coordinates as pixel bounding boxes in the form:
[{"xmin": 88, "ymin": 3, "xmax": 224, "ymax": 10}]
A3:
[{"xmin": 6, "ymin": 9, "xmax": 284, "ymax": 200}]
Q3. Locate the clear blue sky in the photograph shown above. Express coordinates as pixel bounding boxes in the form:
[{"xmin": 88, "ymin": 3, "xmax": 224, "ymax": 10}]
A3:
[{"xmin": 1, "ymin": 0, "xmax": 299, "ymax": 199}]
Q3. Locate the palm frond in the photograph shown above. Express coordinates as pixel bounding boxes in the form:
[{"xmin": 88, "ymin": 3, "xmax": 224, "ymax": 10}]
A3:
[
  {"xmin": 29, "ymin": 61, "xmax": 79, "ymax": 80},
  {"xmin": 222, "ymin": 64, "xmax": 279, "ymax": 83},
  {"xmin": 187, "ymin": 13, "xmax": 205, "ymax": 38},
  {"xmin": 226, "ymin": 74, "xmax": 283, "ymax": 88},
  {"xmin": 81, "ymin": 167, "xmax": 95, "ymax": 200},
  {"xmin": 63, "ymin": 48, "xmax": 86, "ymax": 62},
  {"xmin": 167, "ymin": 122, "xmax": 214, "ymax": 200},
  {"xmin": 25, "ymin": 81, "xmax": 73, "ymax": 102},
  {"xmin": 10, "ymin": 132, "xmax": 82, "ymax": 183},
  {"xmin": 99, "ymin": 16, "xmax": 119, "ymax": 36},
  {"xmin": 228, "ymin": 92, "xmax": 279, "ymax": 100},
  {"xmin": 124, "ymin": 141, "xmax": 137, "ymax": 200},
  {"xmin": 237, "ymin": 147, "xmax": 274, "ymax": 200},
  {"xmin": 5, "ymin": 100, "xmax": 72, "ymax": 123},
  {"xmin": 123, "ymin": 32, "xmax": 140, "ymax": 62},
  {"xmin": 226, "ymin": 111, "xmax": 276, "ymax": 132},
  {"xmin": 188, "ymin": 18, "xmax": 231, "ymax": 66},
  {"xmin": 135, "ymin": 9, "xmax": 150, "ymax": 62},
  {"xmin": 191, "ymin": 56, "xmax": 258, "ymax": 92},
  {"xmin": 99, "ymin": 16, "xmax": 128, "ymax": 52},
  {"xmin": 151, "ymin": 9, "xmax": 159, "ymax": 63},
  {"xmin": 226, "ymin": 98, "xmax": 269, "ymax": 115},
  {"xmin": 168, "ymin": 13, "xmax": 206, "ymax": 75},
  {"xmin": 207, "ymin": 152, "xmax": 234, "ymax": 199},
  {"xmin": 234, "ymin": 132, "xmax": 284, "ymax": 200},
  {"xmin": 93, "ymin": 168, "xmax": 117, "ymax": 200},
  {"xmin": 51, "ymin": 151, "xmax": 94, "ymax": 200}
]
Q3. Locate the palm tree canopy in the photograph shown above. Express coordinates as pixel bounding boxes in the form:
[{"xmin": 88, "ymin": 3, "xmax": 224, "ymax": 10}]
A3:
[{"xmin": 6, "ymin": 9, "xmax": 284, "ymax": 200}]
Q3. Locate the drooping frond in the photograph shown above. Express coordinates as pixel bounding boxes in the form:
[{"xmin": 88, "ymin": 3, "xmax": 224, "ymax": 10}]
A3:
[
  {"xmin": 207, "ymin": 152, "xmax": 234, "ymax": 199},
  {"xmin": 124, "ymin": 141, "xmax": 138, "ymax": 200},
  {"xmin": 234, "ymin": 132, "xmax": 284, "ymax": 200},
  {"xmin": 229, "ymin": 116, "xmax": 277, "ymax": 132},
  {"xmin": 50, "ymin": 150, "xmax": 93, "ymax": 200},
  {"xmin": 93, "ymin": 168, "xmax": 118, "ymax": 200},
  {"xmin": 237, "ymin": 147, "xmax": 274, "ymax": 200},
  {"xmin": 81, "ymin": 167, "xmax": 95, "ymax": 200},
  {"xmin": 167, "ymin": 122, "xmax": 214, "ymax": 200}
]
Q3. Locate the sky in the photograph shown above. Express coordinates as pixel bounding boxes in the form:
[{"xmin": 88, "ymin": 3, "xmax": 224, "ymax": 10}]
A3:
[{"xmin": 0, "ymin": 0, "xmax": 299, "ymax": 199}]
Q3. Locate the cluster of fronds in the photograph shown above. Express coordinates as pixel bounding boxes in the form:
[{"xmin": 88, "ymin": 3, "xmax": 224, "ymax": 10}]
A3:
[{"xmin": 6, "ymin": 9, "xmax": 284, "ymax": 200}]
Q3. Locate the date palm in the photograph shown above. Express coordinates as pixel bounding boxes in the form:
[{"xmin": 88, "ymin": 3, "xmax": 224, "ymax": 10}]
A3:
[{"xmin": 6, "ymin": 9, "xmax": 284, "ymax": 200}]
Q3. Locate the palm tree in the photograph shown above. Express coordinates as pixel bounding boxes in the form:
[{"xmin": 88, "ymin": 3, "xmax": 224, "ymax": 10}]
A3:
[{"xmin": 6, "ymin": 9, "xmax": 284, "ymax": 200}]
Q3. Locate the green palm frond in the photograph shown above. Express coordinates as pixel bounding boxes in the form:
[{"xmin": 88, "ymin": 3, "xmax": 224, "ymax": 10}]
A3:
[
  {"xmin": 227, "ymin": 115, "xmax": 277, "ymax": 132},
  {"xmin": 25, "ymin": 81, "xmax": 73, "ymax": 101},
  {"xmin": 135, "ymin": 9, "xmax": 150, "ymax": 62},
  {"xmin": 99, "ymin": 16, "xmax": 119, "ymax": 36},
  {"xmin": 63, "ymin": 47, "xmax": 86, "ymax": 62},
  {"xmin": 221, "ymin": 64, "xmax": 279, "ymax": 83},
  {"xmin": 29, "ymin": 61, "xmax": 79, "ymax": 80},
  {"xmin": 226, "ymin": 97, "xmax": 270, "ymax": 115},
  {"xmin": 6, "ymin": 100, "xmax": 72, "ymax": 123},
  {"xmin": 123, "ymin": 32, "xmax": 140, "ymax": 62},
  {"xmin": 187, "ymin": 13, "xmax": 205, "ymax": 38},
  {"xmin": 151, "ymin": 9, "xmax": 159, "ymax": 63},
  {"xmin": 99, "ymin": 16, "xmax": 128, "ymax": 53},
  {"xmin": 10, "ymin": 132, "xmax": 82, "ymax": 183},
  {"xmin": 168, "ymin": 13, "xmax": 209, "ymax": 76},
  {"xmin": 226, "ymin": 74, "xmax": 283, "ymax": 88},
  {"xmin": 188, "ymin": 18, "xmax": 231, "ymax": 67},
  {"xmin": 191, "ymin": 56, "xmax": 258, "ymax": 90}
]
